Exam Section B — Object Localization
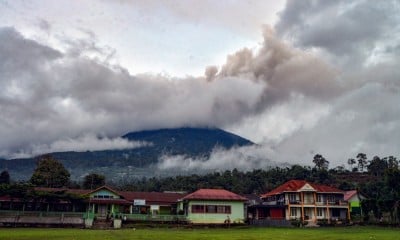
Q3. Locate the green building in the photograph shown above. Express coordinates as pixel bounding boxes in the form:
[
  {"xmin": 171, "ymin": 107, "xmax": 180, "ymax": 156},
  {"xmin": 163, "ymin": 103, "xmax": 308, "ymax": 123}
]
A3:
[
  {"xmin": 178, "ymin": 189, "xmax": 247, "ymax": 224},
  {"xmin": 344, "ymin": 190, "xmax": 366, "ymax": 216}
]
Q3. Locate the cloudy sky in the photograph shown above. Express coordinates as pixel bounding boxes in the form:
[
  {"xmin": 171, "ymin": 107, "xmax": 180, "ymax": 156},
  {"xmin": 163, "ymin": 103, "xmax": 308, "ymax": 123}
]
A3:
[{"xmin": 1, "ymin": 0, "xmax": 399, "ymax": 169}]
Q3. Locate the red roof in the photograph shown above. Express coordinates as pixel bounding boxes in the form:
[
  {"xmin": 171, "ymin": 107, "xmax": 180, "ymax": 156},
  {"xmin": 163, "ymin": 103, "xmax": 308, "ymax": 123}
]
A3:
[
  {"xmin": 34, "ymin": 187, "xmax": 91, "ymax": 195},
  {"xmin": 182, "ymin": 189, "xmax": 247, "ymax": 201},
  {"xmin": 261, "ymin": 180, "xmax": 344, "ymax": 198},
  {"xmin": 344, "ymin": 190, "xmax": 357, "ymax": 201},
  {"xmin": 33, "ymin": 186, "xmax": 185, "ymax": 205}
]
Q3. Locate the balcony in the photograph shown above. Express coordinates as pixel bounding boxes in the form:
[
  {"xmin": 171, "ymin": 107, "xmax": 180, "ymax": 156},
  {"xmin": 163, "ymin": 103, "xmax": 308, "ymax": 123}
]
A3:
[{"xmin": 316, "ymin": 200, "xmax": 348, "ymax": 206}]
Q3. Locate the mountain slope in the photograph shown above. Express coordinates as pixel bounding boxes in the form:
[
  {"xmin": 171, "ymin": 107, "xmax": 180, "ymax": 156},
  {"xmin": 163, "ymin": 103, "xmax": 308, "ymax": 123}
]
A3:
[
  {"xmin": 122, "ymin": 127, "xmax": 253, "ymax": 157},
  {"xmin": 1, "ymin": 128, "xmax": 254, "ymax": 181}
]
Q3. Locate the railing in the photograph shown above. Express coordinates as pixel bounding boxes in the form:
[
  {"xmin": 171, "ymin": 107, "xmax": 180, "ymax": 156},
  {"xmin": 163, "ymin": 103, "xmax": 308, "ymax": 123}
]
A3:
[
  {"xmin": 0, "ymin": 210, "xmax": 87, "ymax": 226},
  {"xmin": 263, "ymin": 200, "xmax": 349, "ymax": 206},
  {"xmin": 0, "ymin": 210, "xmax": 86, "ymax": 218}
]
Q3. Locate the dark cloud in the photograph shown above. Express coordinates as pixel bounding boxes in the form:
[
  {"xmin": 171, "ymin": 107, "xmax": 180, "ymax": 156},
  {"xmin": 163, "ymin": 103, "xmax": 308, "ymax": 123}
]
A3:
[
  {"xmin": 0, "ymin": 24, "xmax": 340, "ymax": 158},
  {"xmin": 276, "ymin": 0, "xmax": 400, "ymax": 68},
  {"xmin": 0, "ymin": 27, "xmax": 265, "ymax": 157},
  {"xmin": 1, "ymin": 0, "xmax": 399, "ymax": 168}
]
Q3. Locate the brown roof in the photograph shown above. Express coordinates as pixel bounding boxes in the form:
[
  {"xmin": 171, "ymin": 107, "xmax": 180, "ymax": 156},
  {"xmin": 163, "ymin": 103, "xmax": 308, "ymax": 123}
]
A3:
[
  {"xmin": 34, "ymin": 187, "xmax": 92, "ymax": 195},
  {"xmin": 119, "ymin": 191, "xmax": 185, "ymax": 205},
  {"xmin": 261, "ymin": 180, "xmax": 344, "ymax": 198},
  {"xmin": 182, "ymin": 189, "xmax": 247, "ymax": 201},
  {"xmin": 88, "ymin": 198, "xmax": 131, "ymax": 205}
]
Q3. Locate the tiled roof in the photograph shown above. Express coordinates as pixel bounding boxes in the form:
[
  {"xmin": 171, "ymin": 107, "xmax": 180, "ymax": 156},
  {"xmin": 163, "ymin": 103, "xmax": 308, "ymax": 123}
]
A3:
[
  {"xmin": 119, "ymin": 191, "xmax": 185, "ymax": 205},
  {"xmin": 34, "ymin": 187, "xmax": 92, "ymax": 195},
  {"xmin": 88, "ymin": 198, "xmax": 131, "ymax": 205},
  {"xmin": 182, "ymin": 189, "xmax": 247, "ymax": 201},
  {"xmin": 33, "ymin": 186, "xmax": 185, "ymax": 205},
  {"xmin": 344, "ymin": 190, "xmax": 357, "ymax": 201},
  {"xmin": 261, "ymin": 180, "xmax": 344, "ymax": 198}
]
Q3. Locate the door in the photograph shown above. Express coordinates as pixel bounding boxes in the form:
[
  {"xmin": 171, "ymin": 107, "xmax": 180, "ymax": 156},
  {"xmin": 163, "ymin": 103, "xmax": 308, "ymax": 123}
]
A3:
[{"xmin": 98, "ymin": 204, "xmax": 108, "ymax": 217}]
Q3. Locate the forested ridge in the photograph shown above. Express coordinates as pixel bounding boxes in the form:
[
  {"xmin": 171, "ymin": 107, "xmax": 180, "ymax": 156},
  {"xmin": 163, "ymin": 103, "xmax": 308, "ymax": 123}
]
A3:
[{"xmin": 1, "ymin": 153, "xmax": 399, "ymax": 222}]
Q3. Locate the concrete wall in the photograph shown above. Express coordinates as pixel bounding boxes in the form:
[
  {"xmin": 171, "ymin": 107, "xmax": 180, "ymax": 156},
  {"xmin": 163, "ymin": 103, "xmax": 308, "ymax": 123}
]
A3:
[
  {"xmin": 0, "ymin": 213, "xmax": 84, "ymax": 227},
  {"xmin": 185, "ymin": 200, "xmax": 245, "ymax": 224}
]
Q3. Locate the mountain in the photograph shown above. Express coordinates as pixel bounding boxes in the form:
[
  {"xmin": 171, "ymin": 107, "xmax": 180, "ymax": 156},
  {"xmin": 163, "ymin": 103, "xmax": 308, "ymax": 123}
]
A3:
[
  {"xmin": 122, "ymin": 127, "xmax": 253, "ymax": 156},
  {"xmin": 0, "ymin": 127, "xmax": 254, "ymax": 181}
]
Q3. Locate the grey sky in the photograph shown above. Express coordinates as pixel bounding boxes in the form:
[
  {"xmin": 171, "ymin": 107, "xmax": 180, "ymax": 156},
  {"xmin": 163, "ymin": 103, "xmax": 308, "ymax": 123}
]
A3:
[{"xmin": 0, "ymin": 0, "xmax": 399, "ymax": 169}]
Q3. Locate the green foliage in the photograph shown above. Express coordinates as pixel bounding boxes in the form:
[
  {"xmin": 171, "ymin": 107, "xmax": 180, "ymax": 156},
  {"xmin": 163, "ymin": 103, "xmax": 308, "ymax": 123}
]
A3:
[
  {"xmin": 0, "ymin": 170, "xmax": 10, "ymax": 184},
  {"xmin": 367, "ymin": 156, "xmax": 387, "ymax": 177},
  {"xmin": 3, "ymin": 128, "xmax": 254, "ymax": 180},
  {"xmin": 290, "ymin": 219, "xmax": 309, "ymax": 227},
  {"xmin": 83, "ymin": 173, "xmax": 106, "ymax": 189},
  {"xmin": 0, "ymin": 182, "xmax": 34, "ymax": 200},
  {"xmin": 357, "ymin": 153, "xmax": 368, "ymax": 172},
  {"xmin": 312, "ymin": 154, "xmax": 329, "ymax": 170},
  {"xmin": 30, "ymin": 154, "xmax": 70, "ymax": 188}
]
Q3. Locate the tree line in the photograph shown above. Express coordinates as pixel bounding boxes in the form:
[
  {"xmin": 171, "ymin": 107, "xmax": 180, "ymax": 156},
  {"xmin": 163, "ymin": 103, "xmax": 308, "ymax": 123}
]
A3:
[{"xmin": 1, "ymin": 153, "xmax": 399, "ymax": 223}]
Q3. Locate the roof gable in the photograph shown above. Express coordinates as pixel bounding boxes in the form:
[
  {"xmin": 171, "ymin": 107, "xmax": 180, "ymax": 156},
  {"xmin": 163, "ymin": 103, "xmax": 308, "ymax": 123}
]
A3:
[
  {"xmin": 87, "ymin": 185, "xmax": 121, "ymax": 197},
  {"xmin": 299, "ymin": 183, "xmax": 316, "ymax": 192},
  {"xmin": 344, "ymin": 190, "xmax": 366, "ymax": 201}
]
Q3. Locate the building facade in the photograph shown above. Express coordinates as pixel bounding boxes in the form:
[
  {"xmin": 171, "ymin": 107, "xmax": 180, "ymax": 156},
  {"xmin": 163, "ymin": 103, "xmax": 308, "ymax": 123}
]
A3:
[
  {"xmin": 178, "ymin": 189, "xmax": 247, "ymax": 224},
  {"xmin": 260, "ymin": 180, "xmax": 350, "ymax": 223}
]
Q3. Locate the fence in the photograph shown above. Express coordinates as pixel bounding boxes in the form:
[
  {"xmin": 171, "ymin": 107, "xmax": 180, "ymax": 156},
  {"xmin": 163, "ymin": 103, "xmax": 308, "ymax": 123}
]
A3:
[{"xmin": 248, "ymin": 218, "xmax": 292, "ymax": 227}]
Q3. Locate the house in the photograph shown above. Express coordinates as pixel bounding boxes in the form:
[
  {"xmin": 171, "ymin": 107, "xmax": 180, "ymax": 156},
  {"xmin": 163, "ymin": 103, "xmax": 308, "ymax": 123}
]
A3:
[
  {"xmin": 260, "ymin": 180, "xmax": 350, "ymax": 224},
  {"xmin": 178, "ymin": 189, "xmax": 247, "ymax": 224},
  {"xmin": 344, "ymin": 190, "xmax": 365, "ymax": 216},
  {"xmin": 0, "ymin": 185, "xmax": 185, "ymax": 227}
]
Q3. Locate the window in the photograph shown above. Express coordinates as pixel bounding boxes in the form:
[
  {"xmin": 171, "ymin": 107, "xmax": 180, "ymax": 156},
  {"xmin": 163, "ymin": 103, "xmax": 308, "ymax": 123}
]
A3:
[
  {"xmin": 317, "ymin": 194, "xmax": 323, "ymax": 203},
  {"xmin": 327, "ymin": 195, "xmax": 335, "ymax": 203},
  {"xmin": 289, "ymin": 193, "xmax": 298, "ymax": 203},
  {"xmin": 317, "ymin": 208, "xmax": 323, "ymax": 217},
  {"xmin": 206, "ymin": 205, "xmax": 216, "ymax": 213},
  {"xmin": 290, "ymin": 208, "xmax": 297, "ymax": 217},
  {"xmin": 93, "ymin": 195, "xmax": 113, "ymax": 199},
  {"xmin": 192, "ymin": 205, "xmax": 231, "ymax": 214},
  {"xmin": 222, "ymin": 206, "xmax": 231, "ymax": 214},
  {"xmin": 332, "ymin": 209, "xmax": 340, "ymax": 217},
  {"xmin": 191, "ymin": 205, "xmax": 204, "ymax": 213}
]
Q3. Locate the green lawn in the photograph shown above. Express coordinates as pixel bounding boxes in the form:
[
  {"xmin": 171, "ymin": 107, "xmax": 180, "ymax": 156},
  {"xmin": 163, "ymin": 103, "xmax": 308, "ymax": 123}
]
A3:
[{"xmin": 0, "ymin": 226, "xmax": 399, "ymax": 240}]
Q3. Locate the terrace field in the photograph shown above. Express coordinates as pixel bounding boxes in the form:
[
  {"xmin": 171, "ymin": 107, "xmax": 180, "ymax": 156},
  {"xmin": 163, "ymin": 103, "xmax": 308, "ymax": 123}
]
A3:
[{"xmin": 0, "ymin": 226, "xmax": 399, "ymax": 240}]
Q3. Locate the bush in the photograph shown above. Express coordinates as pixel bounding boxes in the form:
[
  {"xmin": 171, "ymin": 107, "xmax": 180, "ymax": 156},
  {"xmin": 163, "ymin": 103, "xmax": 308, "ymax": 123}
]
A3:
[{"xmin": 290, "ymin": 219, "xmax": 308, "ymax": 227}]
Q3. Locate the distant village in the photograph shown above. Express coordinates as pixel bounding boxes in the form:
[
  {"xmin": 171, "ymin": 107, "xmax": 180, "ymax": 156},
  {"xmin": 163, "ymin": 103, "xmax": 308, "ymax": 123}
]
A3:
[{"xmin": 0, "ymin": 153, "xmax": 399, "ymax": 228}]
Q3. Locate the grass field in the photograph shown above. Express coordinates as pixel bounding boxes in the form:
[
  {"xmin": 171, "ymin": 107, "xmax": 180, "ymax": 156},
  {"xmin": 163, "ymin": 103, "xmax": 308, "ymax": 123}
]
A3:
[{"xmin": 0, "ymin": 226, "xmax": 399, "ymax": 240}]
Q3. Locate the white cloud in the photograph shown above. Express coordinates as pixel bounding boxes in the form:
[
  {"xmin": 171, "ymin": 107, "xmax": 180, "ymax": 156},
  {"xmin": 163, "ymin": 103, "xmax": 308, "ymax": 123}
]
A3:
[
  {"xmin": 157, "ymin": 144, "xmax": 278, "ymax": 172},
  {"xmin": 0, "ymin": 0, "xmax": 399, "ymax": 172},
  {"xmin": 8, "ymin": 133, "xmax": 150, "ymax": 159}
]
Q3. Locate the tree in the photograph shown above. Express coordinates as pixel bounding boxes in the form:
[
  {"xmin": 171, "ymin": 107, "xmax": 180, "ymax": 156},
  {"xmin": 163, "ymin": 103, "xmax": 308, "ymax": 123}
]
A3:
[
  {"xmin": 367, "ymin": 156, "xmax": 387, "ymax": 177},
  {"xmin": 83, "ymin": 173, "xmax": 106, "ymax": 189},
  {"xmin": 356, "ymin": 153, "xmax": 368, "ymax": 172},
  {"xmin": 30, "ymin": 154, "xmax": 70, "ymax": 188},
  {"xmin": 312, "ymin": 154, "xmax": 329, "ymax": 170},
  {"xmin": 0, "ymin": 170, "xmax": 10, "ymax": 184},
  {"xmin": 384, "ymin": 156, "xmax": 399, "ymax": 170},
  {"xmin": 347, "ymin": 158, "xmax": 356, "ymax": 171}
]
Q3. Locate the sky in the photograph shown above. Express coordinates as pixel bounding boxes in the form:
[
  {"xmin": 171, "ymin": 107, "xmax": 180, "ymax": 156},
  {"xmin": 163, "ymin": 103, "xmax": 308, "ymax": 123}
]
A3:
[{"xmin": 0, "ymin": 0, "xmax": 399, "ymax": 170}]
